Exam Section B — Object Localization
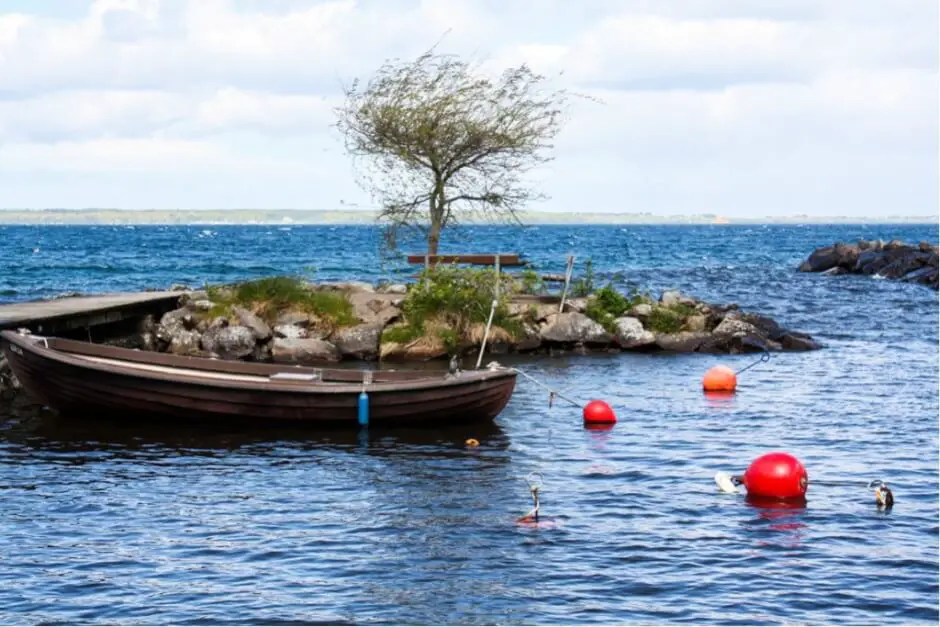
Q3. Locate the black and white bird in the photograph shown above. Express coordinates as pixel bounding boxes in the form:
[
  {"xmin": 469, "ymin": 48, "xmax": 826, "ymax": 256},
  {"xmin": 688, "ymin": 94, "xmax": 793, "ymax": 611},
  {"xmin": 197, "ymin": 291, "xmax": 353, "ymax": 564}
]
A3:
[
  {"xmin": 870, "ymin": 479, "xmax": 894, "ymax": 510},
  {"xmin": 448, "ymin": 354, "xmax": 460, "ymax": 376}
]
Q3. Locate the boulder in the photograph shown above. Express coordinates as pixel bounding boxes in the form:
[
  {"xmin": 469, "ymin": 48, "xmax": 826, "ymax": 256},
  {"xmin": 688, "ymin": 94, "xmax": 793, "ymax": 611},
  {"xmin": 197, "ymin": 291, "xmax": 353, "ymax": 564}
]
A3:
[
  {"xmin": 274, "ymin": 324, "xmax": 308, "ymax": 340},
  {"xmin": 613, "ymin": 317, "xmax": 655, "ymax": 349},
  {"xmin": 661, "ymin": 290, "xmax": 697, "ymax": 308},
  {"xmin": 562, "ymin": 297, "xmax": 590, "ymax": 314},
  {"xmin": 167, "ymin": 330, "xmax": 203, "ymax": 356},
  {"xmin": 540, "ymin": 313, "xmax": 612, "ymax": 345},
  {"xmin": 201, "ymin": 325, "xmax": 257, "ymax": 360},
  {"xmin": 628, "ymin": 303, "xmax": 652, "ymax": 319},
  {"xmin": 508, "ymin": 302, "xmax": 560, "ymax": 322},
  {"xmin": 348, "ymin": 292, "xmax": 402, "ymax": 327},
  {"xmin": 190, "ymin": 299, "xmax": 214, "ymax": 312},
  {"xmin": 778, "ymin": 332, "xmax": 822, "ymax": 351},
  {"xmin": 713, "ymin": 317, "xmax": 762, "ymax": 338},
  {"xmin": 739, "ymin": 313, "xmax": 784, "ymax": 341},
  {"xmin": 683, "ymin": 314, "xmax": 708, "ymax": 333},
  {"xmin": 155, "ymin": 308, "xmax": 197, "ymax": 343},
  {"xmin": 276, "ymin": 311, "xmax": 312, "ymax": 327},
  {"xmin": 380, "ymin": 283, "xmax": 408, "ymax": 295},
  {"xmin": 232, "ymin": 306, "xmax": 272, "ymax": 341},
  {"xmin": 511, "ymin": 322, "xmax": 543, "ymax": 352},
  {"xmin": 272, "ymin": 338, "xmax": 342, "ymax": 363},
  {"xmin": 331, "ymin": 324, "xmax": 382, "ymax": 361},
  {"xmin": 654, "ymin": 332, "xmax": 710, "ymax": 352}
]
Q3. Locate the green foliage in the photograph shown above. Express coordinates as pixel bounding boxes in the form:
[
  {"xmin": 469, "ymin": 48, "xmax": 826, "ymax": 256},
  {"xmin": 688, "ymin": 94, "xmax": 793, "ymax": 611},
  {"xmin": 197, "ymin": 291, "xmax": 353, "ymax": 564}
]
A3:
[
  {"xmin": 382, "ymin": 323, "xmax": 424, "ymax": 344},
  {"xmin": 571, "ymin": 258, "xmax": 595, "ymax": 297},
  {"xmin": 583, "ymin": 284, "xmax": 655, "ymax": 332},
  {"xmin": 646, "ymin": 303, "xmax": 695, "ymax": 334},
  {"xmin": 519, "ymin": 267, "xmax": 543, "ymax": 294},
  {"xmin": 206, "ymin": 276, "xmax": 356, "ymax": 327},
  {"xmin": 401, "ymin": 265, "xmax": 519, "ymax": 340}
]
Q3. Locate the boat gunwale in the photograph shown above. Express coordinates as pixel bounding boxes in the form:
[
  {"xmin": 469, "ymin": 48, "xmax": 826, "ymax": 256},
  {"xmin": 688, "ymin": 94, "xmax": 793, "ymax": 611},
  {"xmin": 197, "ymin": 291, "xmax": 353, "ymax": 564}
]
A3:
[{"xmin": 0, "ymin": 330, "xmax": 516, "ymax": 395}]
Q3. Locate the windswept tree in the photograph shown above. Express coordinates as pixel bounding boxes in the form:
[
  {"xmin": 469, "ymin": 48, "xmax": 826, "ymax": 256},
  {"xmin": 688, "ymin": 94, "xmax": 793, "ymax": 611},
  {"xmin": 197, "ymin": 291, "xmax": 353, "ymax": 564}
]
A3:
[{"xmin": 335, "ymin": 46, "xmax": 573, "ymax": 256}]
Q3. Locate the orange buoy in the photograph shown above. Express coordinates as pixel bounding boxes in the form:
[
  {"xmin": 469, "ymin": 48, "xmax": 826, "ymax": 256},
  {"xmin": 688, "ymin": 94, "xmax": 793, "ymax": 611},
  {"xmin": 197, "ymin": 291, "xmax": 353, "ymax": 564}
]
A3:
[
  {"xmin": 703, "ymin": 365, "xmax": 737, "ymax": 392},
  {"xmin": 743, "ymin": 452, "xmax": 808, "ymax": 502},
  {"xmin": 583, "ymin": 400, "xmax": 616, "ymax": 425}
]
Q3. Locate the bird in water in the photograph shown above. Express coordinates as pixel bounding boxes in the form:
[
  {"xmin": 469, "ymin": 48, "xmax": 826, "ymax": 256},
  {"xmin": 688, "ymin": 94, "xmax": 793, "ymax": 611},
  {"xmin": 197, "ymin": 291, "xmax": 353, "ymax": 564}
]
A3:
[{"xmin": 869, "ymin": 479, "xmax": 894, "ymax": 510}]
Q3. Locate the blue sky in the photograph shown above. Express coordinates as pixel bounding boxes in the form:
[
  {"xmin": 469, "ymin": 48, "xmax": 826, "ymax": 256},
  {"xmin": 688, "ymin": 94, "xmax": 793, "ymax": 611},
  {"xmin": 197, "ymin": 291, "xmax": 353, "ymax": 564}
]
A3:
[{"xmin": 0, "ymin": 0, "xmax": 937, "ymax": 217}]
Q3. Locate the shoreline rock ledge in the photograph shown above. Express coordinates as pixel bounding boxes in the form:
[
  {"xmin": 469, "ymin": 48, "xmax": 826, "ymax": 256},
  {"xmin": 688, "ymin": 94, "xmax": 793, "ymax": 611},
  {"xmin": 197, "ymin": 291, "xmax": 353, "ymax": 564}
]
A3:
[{"xmin": 798, "ymin": 239, "xmax": 938, "ymax": 290}]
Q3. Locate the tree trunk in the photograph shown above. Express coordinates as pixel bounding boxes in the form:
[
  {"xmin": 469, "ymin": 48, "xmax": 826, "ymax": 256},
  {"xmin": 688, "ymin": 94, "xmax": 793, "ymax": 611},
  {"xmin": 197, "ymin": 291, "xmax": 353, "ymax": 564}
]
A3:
[{"xmin": 427, "ymin": 179, "xmax": 444, "ymax": 256}]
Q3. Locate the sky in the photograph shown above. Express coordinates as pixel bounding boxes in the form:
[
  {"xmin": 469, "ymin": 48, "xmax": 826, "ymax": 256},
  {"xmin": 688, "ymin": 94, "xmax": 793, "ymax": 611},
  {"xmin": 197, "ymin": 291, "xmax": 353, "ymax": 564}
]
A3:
[{"xmin": 0, "ymin": 0, "xmax": 937, "ymax": 218}]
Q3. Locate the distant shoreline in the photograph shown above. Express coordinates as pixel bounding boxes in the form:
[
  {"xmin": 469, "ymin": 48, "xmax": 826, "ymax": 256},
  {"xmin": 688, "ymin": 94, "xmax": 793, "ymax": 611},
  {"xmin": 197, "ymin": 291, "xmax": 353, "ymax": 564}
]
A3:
[{"xmin": 0, "ymin": 208, "xmax": 935, "ymax": 226}]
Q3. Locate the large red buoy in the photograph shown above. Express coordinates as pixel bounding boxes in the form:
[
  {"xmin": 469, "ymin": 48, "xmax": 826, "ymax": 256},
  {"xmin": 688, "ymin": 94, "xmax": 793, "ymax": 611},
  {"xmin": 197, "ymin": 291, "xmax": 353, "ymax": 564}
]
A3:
[
  {"xmin": 583, "ymin": 400, "xmax": 616, "ymax": 425},
  {"xmin": 743, "ymin": 452, "xmax": 808, "ymax": 501},
  {"xmin": 703, "ymin": 365, "xmax": 737, "ymax": 392}
]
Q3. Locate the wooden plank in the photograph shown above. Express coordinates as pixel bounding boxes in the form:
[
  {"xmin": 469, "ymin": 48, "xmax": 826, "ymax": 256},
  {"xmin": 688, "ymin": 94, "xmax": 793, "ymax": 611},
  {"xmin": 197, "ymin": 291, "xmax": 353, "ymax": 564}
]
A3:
[
  {"xmin": 405, "ymin": 254, "xmax": 523, "ymax": 266},
  {"xmin": 0, "ymin": 291, "xmax": 187, "ymax": 331}
]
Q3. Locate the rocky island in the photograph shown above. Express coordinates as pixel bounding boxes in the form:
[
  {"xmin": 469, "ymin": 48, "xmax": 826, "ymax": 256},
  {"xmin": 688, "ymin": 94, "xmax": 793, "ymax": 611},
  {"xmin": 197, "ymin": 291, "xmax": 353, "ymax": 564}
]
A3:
[
  {"xmin": 799, "ymin": 239, "xmax": 939, "ymax": 289},
  {"xmin": 129, "ymin": 268, "xmax": 820, "ymax": 364}
]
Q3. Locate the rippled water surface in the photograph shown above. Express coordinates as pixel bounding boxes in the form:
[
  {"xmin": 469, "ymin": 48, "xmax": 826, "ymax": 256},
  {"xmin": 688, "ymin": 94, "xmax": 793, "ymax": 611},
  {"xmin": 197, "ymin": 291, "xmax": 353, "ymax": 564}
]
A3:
[{"xmin": 0, "ymin": 223, "xmax": 937, "ymax": 624}]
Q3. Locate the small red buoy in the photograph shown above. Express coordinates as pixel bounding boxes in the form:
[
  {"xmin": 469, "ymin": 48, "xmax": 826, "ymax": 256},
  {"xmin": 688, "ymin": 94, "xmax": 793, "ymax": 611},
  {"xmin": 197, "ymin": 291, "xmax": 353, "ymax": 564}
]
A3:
[
  {"xmin": 743, "ymin": 452, "xmax": 808, "ymax": 501},
  {"xmin": 703, "ymin": 365, "xmax": 737, "ymax": 392},
  {"xmin": 583, "ymin": 400, "xmax": 616, "ymax": 425}
]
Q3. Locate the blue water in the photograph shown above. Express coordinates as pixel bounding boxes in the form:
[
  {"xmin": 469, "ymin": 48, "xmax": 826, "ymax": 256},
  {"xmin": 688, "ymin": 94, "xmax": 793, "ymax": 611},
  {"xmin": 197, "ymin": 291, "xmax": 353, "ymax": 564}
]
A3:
[{"xmin": 0, "ymin": 223, "xmax": 938, "ymax": 624}]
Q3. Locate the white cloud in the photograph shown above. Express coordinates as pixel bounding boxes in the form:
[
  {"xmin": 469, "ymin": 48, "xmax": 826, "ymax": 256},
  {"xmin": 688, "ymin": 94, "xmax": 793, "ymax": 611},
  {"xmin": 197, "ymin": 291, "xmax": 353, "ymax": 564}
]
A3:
[{"xmin": 0, "ymin": 0, "xmax": 935, "ymax": 216}]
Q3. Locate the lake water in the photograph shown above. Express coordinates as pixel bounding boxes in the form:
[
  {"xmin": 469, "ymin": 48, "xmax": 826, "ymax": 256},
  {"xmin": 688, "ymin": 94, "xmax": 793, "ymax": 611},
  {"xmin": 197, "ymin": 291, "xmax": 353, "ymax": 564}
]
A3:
[{"xmin": 0, "ymin": 223, "xmax": 937, "ymax": 624}]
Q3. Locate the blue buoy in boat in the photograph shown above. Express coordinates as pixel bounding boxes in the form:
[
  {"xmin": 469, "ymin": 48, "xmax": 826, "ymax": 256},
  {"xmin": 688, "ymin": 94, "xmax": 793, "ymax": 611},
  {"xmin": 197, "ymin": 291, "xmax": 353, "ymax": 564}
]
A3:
[{"xmin": 358, "ymin": 390, "xmax": 369, "ymax": 427}]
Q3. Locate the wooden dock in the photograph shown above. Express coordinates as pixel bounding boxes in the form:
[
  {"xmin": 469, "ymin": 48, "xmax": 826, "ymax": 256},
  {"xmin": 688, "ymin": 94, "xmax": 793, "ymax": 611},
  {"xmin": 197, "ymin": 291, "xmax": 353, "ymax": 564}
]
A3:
[{"xmin": 0, "ymin": 291, "xmax": 188, "ymax": 335}]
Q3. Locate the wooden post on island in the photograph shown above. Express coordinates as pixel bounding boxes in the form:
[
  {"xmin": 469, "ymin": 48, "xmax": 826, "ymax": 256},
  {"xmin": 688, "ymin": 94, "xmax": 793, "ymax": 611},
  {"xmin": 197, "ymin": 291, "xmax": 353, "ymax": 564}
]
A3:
[{"xmin": 558, "ymin": 255, "xmax": 575, "ymax": 313}]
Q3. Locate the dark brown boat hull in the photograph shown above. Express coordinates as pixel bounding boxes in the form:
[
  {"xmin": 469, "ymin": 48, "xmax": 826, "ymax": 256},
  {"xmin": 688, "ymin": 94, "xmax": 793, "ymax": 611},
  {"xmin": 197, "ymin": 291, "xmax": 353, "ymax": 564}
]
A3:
[{"xmin": 1, "ymin": 332, "xmax": 517, "ymax": 428}]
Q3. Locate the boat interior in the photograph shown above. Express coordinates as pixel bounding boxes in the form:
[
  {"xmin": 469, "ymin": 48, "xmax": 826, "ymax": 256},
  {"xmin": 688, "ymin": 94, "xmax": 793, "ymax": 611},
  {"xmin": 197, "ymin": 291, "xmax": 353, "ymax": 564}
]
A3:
[{"xmin": 9, "ymin": 333, "xmax": 461, "ymax": 385}]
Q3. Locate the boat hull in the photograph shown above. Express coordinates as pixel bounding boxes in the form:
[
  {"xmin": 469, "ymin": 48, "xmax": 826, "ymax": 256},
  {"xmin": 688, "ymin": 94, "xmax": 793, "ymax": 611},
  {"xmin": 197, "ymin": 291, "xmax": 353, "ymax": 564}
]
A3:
[{"xmin": 1, "ymin": 332, "xmax": 517, "ymax": 428}]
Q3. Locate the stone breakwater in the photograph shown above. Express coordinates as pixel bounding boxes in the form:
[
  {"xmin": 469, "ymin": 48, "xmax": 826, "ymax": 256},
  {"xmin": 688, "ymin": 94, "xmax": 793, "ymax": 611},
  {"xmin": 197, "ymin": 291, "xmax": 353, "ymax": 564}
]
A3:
[
  {"xmin": 799, "ymin": 239, "xmax": 939, "ymax": 290},
  {"xmin": 136, "ymin": 283, "xmax": 819, "ymax": 361}
]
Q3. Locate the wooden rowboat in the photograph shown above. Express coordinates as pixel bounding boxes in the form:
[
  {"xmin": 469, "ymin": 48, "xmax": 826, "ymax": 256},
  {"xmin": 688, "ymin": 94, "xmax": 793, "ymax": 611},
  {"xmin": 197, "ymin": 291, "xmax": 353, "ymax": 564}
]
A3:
[{"xmin": 0, "ymin": 330, "xmax": 517, "ymax": 427}]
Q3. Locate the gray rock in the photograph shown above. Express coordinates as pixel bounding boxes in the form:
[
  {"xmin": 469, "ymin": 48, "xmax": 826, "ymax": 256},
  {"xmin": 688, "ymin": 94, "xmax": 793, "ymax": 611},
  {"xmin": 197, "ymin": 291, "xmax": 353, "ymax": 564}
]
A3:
[
  {"xmin": 331, "ymin": 324, "xmax": 382, "ymax": 360},
  {"xmin": 349, "ymin": 292, "xmax": 401, "ymax": 327},
  {"xmin": 661, "ymin": 290, "xmax": 697, "ymax": 307},
  {"xmin": 381, "ymin": 283, "xmax": 408, "ymax": 294},
  {"xmin": 168, "ymin": 329, "xmax": 203, "ymax": 356},
  {"xmin": 201, "ymin": 325, "xmax": 257, "ymax": 360},
  {"xmin": 628, "ymin": 303, "xmax": 652, "ymax": 318},
  {"xmin": 683, "ymin": 314, "xmax": 708, "ymax": 333},
  {"xmin": 511, "ymin": 322, "xmax": 543, "ymax": 351},
  {"xmin": 779, "ymin": 332, "xmax": 822, "ymax": 351},
  {"xmin": 540, "ymin": 312, "xmax": 611, "ymax": 344},
  {"xmin": 714, "ymin": 317, "xmax": 762, "ymax": 338},
  {"xmin": 508, "ymin": 302, "xmax": 560, "ymax": 322},
  {"xmin": 232, "ymin": 306, "xmax": 272, "ymax": 341},
  {"xmin": 613, "ymin": 316, "xmax": 655, "ymax": 349},
  {"xmin": 155, "ymin": 308, "xmax": 197, "ymax": 344},
  {"xmin": 562, "ymin": 297, "xmax": 590, "ymax": 314},
  {"xmin": 654, "ymin": 332, "xmax": 710, "ymax": 352},
  {"xmin": 275, "ymin": 311, "xmax": 311, "ymax": 327},
  {"xmin": 273, "ymin": 338, "xmax": 342, "ymax": 363},
  {"xmin": 274, "ymin": 324, "xmax": 308, "ymax": 340},
  {"xmin": 189, "ymin": 299, "xmax": 214, "ymax": 312}
]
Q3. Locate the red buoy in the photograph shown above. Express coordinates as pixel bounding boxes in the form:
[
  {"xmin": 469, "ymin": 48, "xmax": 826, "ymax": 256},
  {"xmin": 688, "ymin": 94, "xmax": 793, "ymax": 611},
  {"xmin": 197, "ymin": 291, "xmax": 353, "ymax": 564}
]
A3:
[
  {"xmin": 703, "ymin": 365, "xmax": 737, "ymax": 392},
  {"xmin": 743, "ymin": 452, "xmax": 808, "ymax": 501},
  {"xmin": 583, "ymin": 400, "xmax": 616, "ymax": 425}
]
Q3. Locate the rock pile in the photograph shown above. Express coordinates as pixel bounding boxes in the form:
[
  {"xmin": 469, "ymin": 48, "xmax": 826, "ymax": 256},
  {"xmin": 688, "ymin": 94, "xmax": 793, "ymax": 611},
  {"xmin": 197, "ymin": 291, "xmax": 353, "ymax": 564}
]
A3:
[
  {"xmin": 798, "ymin": 239, "xmax": 938, "ymax": 289},
  {"xmin": 143, "ymin": 284, "xmax": 820, "ymax": 366}
]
